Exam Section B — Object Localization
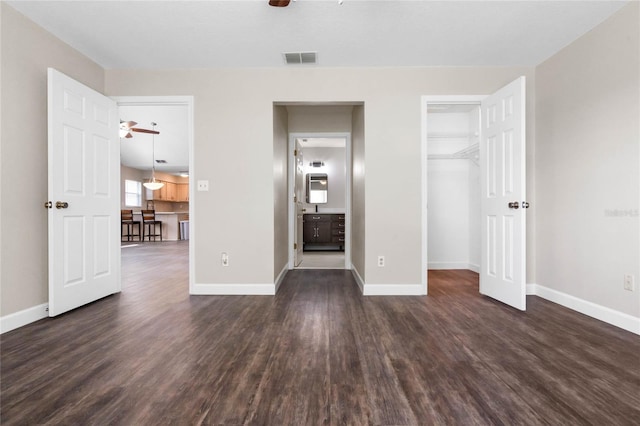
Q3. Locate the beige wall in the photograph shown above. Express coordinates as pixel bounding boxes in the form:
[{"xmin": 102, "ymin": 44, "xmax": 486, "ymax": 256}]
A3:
[
  {"xmin": 535, "ymin": 2, "xmax": 639, "ymax": 317},
  {"xmin": 0, "ymin": 3, "xmax": 105, "ymax": 316},
  {"xmin": 273, "ymin": 105, "xmax": 289, "ymax": 281},
  {"xmin": 287, "ymin": 105, "xmax": 353, "ymax": 133},
  {"xmin": 105, "ymin": 66, "xmax": 534, "ymax": 291}
]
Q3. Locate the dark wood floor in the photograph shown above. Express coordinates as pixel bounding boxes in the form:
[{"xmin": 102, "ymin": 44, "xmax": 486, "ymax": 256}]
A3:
[{"xmin": 2, "ymin": 242, "xmax": 639, "ymax": 425}]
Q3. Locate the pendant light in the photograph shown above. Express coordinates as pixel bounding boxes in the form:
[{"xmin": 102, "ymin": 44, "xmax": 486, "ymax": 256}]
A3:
[{"xmin": 143, "ymin": 122, "xmax": 165, "ymax": 190}]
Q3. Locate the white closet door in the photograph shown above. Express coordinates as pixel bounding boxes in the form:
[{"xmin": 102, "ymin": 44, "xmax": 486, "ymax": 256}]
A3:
[{"xmin": 480, "ymin": 76, "xmax": 527, "ymax": 311}]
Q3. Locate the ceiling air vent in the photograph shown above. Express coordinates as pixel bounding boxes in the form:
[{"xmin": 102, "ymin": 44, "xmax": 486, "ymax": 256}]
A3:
[{"xmin": 283, "ymin": 51, "xmax": 317, "ymax": 65}]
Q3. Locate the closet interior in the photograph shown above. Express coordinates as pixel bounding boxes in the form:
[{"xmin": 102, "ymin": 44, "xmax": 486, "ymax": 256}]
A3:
[{"xmin": 427, "ymin": 103, "xmax": 481, "ymax": 272}]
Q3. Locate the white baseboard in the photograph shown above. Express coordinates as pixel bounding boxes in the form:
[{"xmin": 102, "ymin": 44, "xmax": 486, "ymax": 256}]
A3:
[
  {"xmin": 352, "ymin": 267, "xmax": 425, "ymax": 296},
  {"xmin": 351, "ymin": 268, "xmax": 365, "ymax": 294},
  {"xmin": 428, "ymin": 262, "xmax": 469, "ymax": 270},
  {"xmin": 191, "ymin": 283, "xmax": 276, "ymax": 295},
  {"xmin": 428, "ymin": 262, "xmax": 480, "ymax": 273},
  {"xmin": 1, "ymin": 303, "xmax": 49, "ymax": 334},
  {"xmin": 528, "ymin": 283, "xmax": 640, "ymax": 335},
  {"xmin": 274, "ymin": 265, "xmax": 288, "ymax": 293},
  {"xmin": 363, "ymin": 283, "xmax": 426, "ymax": 296}
]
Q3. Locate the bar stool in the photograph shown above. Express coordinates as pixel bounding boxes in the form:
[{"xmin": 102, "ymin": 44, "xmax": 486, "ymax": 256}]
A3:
[
  {"xmin": 121, "ymin": 209, "xmax": 141, "ymax": 242},
  {"xmin": 142, "ymin": 210, "xmax": 163, "ymax": 241}
]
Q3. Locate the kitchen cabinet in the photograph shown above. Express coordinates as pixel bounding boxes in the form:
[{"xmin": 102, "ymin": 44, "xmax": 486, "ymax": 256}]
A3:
[
  {"xmin": 176, "ymin": 183, "xmax": 189, "ymax": 202},
  {"xmin": 146, "ymin": 182, "xmax": 169, "ymax": 201},
  {"xmin": 146, "ymin": 181, "xmax": 187, "ymax": 202},
  {"xmin": 160, "ymin": 182, "xmax": 176, "ymax": 201},
  {"xmin": 303, "ymin": 214, "xmax": 345, "ymax": 251}
]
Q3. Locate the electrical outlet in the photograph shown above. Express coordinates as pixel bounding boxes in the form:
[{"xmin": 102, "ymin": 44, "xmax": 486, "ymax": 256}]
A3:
[
  {"xmin": 197, "ymin": 180, "xmax": 209, "ymax": 191},
  {"xmin": 378, "ymin": 256, "xmax": 385, "ymax": 267},
  {"xmin": 222, "ymin": 252, "xmax": 229, "ymax": 267},
  {"xmin": 624, "ymin": 274, "xmax": 635, "ymax": 291}
]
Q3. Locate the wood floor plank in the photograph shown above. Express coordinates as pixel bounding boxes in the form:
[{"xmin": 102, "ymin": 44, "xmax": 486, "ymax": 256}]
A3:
[
  {"xmin": 2, "ymin": 243, "xmax": 639, "ymax": 425},
  {"xmin": 327, "ymin": 271, "xmax": 374, "ymax": 426},
  {"xmin": 243, "ymin": 270, "xmax": 331, "ymax": 425}
]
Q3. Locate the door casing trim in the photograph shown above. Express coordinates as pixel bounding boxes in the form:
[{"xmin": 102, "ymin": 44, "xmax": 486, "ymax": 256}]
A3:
[
  {"xmin": 112, "ymin": 96, "xmax": 195, "ymax": 293},
  {"xmin": 421, "ymin": 95, "xmax": 486, "ymax": 295}
]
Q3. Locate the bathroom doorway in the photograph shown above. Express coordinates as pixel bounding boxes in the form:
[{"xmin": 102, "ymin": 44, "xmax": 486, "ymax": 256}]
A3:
[{"xmin": 288, "ymin": 133, "xmax": 352, "ymax": 270}]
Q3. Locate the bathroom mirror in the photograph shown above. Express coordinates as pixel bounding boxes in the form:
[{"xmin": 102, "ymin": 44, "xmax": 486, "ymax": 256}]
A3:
[{"xmin": 306, "ymin": 174, "xmax": 328, "ymax": 204}]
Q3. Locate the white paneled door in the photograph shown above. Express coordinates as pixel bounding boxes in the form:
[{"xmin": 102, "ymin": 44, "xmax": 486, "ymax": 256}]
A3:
[
  {"xmin": 480, "ymin": 76, "xmax": 527, "ymax": 311},
  {"xmin": 47, "ymin": 68, "xmax": 120, "ymax": 316}
]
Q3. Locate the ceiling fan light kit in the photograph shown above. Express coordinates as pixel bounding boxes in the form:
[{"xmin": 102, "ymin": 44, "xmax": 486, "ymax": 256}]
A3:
[
  {"xmin": 142, "ymin": 122, "xmax": 165, "ymax": 191},
  {"xmin": 143, "ymin": 178, "xmax": 165, "ymax": 191}
]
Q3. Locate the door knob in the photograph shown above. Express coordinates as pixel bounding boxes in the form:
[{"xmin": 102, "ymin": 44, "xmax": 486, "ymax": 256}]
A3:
[
  {"xmin": 508, "ymin": 202, "xmax": 519, "ymax": 209},
  {"xmin": 55, "ymin": 201, "xmax": 69, "ymax": 209}
]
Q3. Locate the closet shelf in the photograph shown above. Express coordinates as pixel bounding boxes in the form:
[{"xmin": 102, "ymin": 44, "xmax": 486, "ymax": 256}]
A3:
[{"xmin": 427, "ymin": 142, "xmax": 479, "ymax": 164}]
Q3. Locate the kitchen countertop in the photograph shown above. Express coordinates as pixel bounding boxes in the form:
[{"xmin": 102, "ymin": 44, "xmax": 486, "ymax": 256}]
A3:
[
  {"xmin": 132, "ymin": 211, "xmax": 188, "ymax": 215},
  {"xmin": 130, "ymin": 211, "xmax": 187, "ymax": 241}
]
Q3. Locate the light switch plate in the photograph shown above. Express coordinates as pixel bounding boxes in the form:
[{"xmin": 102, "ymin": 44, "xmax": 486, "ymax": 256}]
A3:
[{"xmin": 197, "ymin": 180, "xmax": 209, "ymax": 191}]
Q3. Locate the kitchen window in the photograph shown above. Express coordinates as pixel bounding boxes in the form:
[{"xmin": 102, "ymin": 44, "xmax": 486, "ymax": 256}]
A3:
[{"xmin": 125, "ymin": 180, "xmax": 142, "ymax": 207}]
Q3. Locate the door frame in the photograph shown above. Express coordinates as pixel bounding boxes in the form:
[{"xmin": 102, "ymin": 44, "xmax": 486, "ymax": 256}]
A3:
[
  {"xmin": 421, "ymin": 95, "xmax": 486, "ymax": 295},
  {"xmin": 288, "ymin": 132, "xmax": 352, "ymax": 270},
  {"xmin": 112, "ymin": 96, "xmax": 195, "ymax": 292}
]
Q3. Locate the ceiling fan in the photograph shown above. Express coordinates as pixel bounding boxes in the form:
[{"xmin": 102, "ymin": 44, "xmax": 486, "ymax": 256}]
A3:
[
  {"xmin": 119, "ymin": 121, "xmax": 160, "ymax": 139},
  {"xmin": 269, "ymin": 0, "xmax": 343, "ymax": 7},
  {"xmin": 269, "ymin": 0, "xmax": 290, "ymax": 6}
]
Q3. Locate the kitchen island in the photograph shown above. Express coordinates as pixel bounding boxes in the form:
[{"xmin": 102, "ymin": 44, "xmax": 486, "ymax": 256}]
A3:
[{"xmin": 132, "ymin": 211, "xmax": 189, "ymax": 241}]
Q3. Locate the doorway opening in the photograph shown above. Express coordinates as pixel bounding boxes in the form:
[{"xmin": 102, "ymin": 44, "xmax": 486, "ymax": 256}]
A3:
[
  {"xmin": 422, "ymin": 96, "xmax": 485, "ymax": 294},
  {"xmin": 114, "ymin": 96, "xmax": 195, "ymax": 292},
  {"xmin": 426, "ymin": 102, "xmax": 481, "ymax": 273},
  {"xmin": 422, "ymin": 77, "xmax": 528, "ymax": 310},
  {"xmin": 289, "ymin": 133, "xmax": 352, "ymax": 270}
]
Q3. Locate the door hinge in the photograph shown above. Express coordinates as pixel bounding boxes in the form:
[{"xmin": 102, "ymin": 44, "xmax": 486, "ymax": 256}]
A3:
[
  {"xmin": 294, "ymin": 194, "xmax": 297, "ymax": 202},
  {"xmin": 294, "ymin": 149, "xmax": 298, "ymax": 156},
  {"xmin": 294, "ymin": 243, "xmax": 297, "ymax": 250}
]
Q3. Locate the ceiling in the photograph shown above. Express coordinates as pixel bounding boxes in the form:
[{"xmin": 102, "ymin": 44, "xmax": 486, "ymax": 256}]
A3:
[
  {"xmin": 118, "ymin": 103, "xmax": 190, "ymax": 174},
  {"xmin": 7, "ymin": 0, "xmax": 628, "ymax": 69},
  {"xmin": 298, "ymin": 138, "xmax": 346, "ymax": 148},
  {"xmin": 8, "ymin": 1, "xmax": 627, "ymax": 171}
]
